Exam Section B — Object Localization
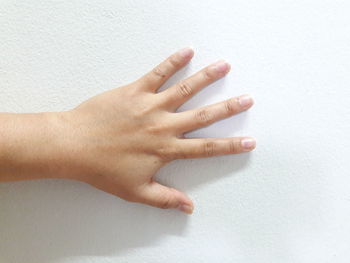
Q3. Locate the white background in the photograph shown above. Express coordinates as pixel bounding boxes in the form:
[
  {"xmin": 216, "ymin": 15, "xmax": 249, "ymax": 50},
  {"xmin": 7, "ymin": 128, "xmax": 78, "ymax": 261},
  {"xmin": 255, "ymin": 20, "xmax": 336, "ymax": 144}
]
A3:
[{"xmin": 1, "ymin": 1, "xmax": 350, "ymax": 262}]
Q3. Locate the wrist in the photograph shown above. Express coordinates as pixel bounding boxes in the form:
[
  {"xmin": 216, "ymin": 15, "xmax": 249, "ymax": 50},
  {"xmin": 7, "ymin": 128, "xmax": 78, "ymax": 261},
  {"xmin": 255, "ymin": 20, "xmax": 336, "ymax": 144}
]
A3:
[{"xmin": 0, "ymin": 111, "xmax": 75, "ymax": 181}]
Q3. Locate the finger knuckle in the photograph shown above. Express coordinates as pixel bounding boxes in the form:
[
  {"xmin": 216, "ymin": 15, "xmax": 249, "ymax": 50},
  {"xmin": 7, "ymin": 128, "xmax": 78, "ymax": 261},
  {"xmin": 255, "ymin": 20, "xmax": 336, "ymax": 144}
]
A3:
[
  {"xmin": 152, "ymin": 66, "xmax": 166, "ymax": 79},
  {"xmin": 146, "ymin": 124, "xmax": 163, "ymax": 136},
  {"xmin": 155, "ymin": 146, "xmax": 170, "ymax": 161},
  {"xmin": 203, "ymin": 68, "xmax": 215, "ymax": 80},
  {"xmin": 195, "ymin": 108, "xmax": 212, "ymax": 125},
  {"xmin": 159, "ymin": 196, "xmax": 173, "ymax": 209},
  {"xmin": 155, "ymin": 144, "xmax": 176, "ymax": 162},
  {"xmin": 132, "ymin": 105, "xmax": 154, "ymax": 119},
  {"xmin": 177, "ymin": 81, "xmax": 192, "ymax": 97},
  {"xmin": 146, "ymin": 118, "xmax": 168, "ymax": 133},
  {"xmin": 173, "ymin": 148, "xmax": 187, "ymax": 160},
  {"xmin": 168, "ymin": 56, "xmax": 181, "ymax": 68},
  {"xmin": 224, "ymin": 99, "xmax": 236, "ymax": 114},
  {"xmin": 203, "ymin": 140, "xmax": 216, "ymax": 157},
  {"xmin": 229, "ymin": 140, "xmax": 238, "ymax": 153}
]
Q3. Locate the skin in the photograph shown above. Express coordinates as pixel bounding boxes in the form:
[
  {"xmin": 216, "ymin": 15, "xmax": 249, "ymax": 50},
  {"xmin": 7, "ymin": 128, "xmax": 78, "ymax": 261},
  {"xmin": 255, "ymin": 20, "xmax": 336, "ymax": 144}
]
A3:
[{"xmin": 0, "ymin": 47, "xmax": 255, "ymax": 214}]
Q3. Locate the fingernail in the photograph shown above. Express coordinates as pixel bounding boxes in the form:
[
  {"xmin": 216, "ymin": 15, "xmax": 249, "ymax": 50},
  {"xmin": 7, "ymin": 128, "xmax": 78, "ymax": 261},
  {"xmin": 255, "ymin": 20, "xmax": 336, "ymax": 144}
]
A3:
[
  {"xmin": 178, "ymin": 47, "xmax": 194, "ymax": 58},
  {"xmin": 178, "ymin": 204, "xmax": 194, "ymax": 214},
  {"xmin": 212, "ymin": 60, "xmax": 230, "ymax": 73},
  {"xmin": 241, "ymin": 138, "xmax": 256, "ymax": 151},
  {"xmin": 238, "ymin": 94, "xmax": 253, "ymax": 108}
]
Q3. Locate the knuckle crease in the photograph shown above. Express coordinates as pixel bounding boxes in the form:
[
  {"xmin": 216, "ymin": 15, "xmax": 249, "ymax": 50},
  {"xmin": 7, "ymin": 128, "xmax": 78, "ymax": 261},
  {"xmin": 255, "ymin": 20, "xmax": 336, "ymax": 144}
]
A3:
[
  {"xmin": 177, "ymin": 81, "xmax": 192, "ymax": 97},
  {"xmin": 204, "ymin": 140, "xmax": 215, "ymax": 157},
  {"xmin": 152, "ymin": 66, "xmax": 166, "ymax": 79}
]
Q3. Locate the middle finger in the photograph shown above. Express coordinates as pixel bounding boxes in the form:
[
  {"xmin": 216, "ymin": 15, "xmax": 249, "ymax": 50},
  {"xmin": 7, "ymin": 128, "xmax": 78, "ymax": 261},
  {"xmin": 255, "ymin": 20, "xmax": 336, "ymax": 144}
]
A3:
[
  {"xmin": 158, "ymin": 60, "xmax": 231, "ymax": 111},
  {"xmin": 170, "ymin": 94, "xmax": 254, "ymax": 134}
]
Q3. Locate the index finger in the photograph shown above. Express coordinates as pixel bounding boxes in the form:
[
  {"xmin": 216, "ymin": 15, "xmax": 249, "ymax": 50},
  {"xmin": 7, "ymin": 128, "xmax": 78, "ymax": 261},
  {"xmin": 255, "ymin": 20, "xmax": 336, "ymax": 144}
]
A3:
[{"xmin": 136, "ymin": 47, "xmax": 194, "ymax": 92}]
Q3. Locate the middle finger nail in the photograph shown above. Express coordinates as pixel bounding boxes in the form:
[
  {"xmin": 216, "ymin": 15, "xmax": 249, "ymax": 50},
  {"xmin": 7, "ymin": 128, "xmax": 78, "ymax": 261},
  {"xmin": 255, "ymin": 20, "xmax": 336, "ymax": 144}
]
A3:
[{"xmin": 211, "ymin": 60, "xmax": 231, "ymax": 74}]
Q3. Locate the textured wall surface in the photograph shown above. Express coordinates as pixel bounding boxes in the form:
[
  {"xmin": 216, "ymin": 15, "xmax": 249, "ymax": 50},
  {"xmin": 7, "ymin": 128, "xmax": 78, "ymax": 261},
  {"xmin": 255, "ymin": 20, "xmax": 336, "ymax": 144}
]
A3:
[{"xmin": 1, "ymin": 1, "xmax": 350, "ymax": 262}]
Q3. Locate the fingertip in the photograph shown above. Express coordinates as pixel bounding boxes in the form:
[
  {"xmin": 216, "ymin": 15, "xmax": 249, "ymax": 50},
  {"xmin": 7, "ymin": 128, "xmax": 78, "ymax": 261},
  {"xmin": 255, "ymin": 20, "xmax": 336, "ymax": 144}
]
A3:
[
  {"xmin": 237, "ymin": 94, "xmax": 254, "ymax": 109},
  {"xmin": 244, "ymin": 94, "xmax": 254, "ymax": 106},
  {"xmin": 178, "ymin": 203, "xmax": 194, "ymax": 214},
  {"xmin": 178, "ymin": 46, "xmax": 194, "ymax": 59},
  {"xmin": 175, "ymin": 192, "xmax": 194, "ymax": 214},
  {"xmin": 241, "ymin": 137, "xmax": 256, "ymax": 152},
  {"xmin": 212, "ymin": 59, "xmax": 231, "ymax": 74}
]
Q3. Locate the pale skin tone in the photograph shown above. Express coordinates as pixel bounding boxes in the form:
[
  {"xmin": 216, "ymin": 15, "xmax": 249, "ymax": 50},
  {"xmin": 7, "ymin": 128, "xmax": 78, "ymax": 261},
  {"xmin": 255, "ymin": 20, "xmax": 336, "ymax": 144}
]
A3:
[{"xmin": 0, "ymin": 47, "xmax": 255, "ymax": 214}]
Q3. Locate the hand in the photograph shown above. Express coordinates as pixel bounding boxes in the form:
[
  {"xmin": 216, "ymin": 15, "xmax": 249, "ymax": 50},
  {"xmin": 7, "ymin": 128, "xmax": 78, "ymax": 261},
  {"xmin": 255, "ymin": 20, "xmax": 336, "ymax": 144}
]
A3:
[
  {"xmin": 0, "ymin": 47, "xmax": 255, "ymax": 214},
  {"xmin": 57, "ymin": 47, "xmax": 255, "ymax": 214}
]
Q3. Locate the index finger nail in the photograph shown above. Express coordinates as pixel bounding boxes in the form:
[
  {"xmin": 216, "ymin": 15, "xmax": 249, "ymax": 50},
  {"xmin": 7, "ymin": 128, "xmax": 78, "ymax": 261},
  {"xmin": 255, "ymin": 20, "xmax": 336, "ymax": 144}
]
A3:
[{"xmin": 178, "ymin": 47, "xmax": 194, "ymax": 58}]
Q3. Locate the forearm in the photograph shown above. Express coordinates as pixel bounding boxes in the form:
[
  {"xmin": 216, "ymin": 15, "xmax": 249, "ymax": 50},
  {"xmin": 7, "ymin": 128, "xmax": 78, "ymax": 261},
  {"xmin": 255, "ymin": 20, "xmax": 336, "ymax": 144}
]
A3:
[{"xmin": 0, "ymin": 112, "xmax": 68, "ymax": 182}]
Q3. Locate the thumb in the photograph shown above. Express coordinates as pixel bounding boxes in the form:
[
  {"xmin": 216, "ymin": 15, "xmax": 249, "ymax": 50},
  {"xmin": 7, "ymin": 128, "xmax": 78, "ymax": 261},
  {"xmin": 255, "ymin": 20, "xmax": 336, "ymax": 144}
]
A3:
[{"xmin": 138, "ymin": 181, "xmax": 194, "ymax": 214}]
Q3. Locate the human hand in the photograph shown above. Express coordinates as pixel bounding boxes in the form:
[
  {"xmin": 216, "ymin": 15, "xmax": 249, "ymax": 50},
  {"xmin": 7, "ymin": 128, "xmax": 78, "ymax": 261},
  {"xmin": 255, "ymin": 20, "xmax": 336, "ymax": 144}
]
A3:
[{"xmin": 46, "ymin": 48, "xmax": 255, "ymax": 214}]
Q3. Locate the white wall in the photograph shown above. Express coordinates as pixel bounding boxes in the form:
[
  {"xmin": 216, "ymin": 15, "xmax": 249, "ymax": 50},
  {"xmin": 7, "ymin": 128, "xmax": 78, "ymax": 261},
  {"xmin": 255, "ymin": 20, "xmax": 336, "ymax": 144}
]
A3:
[{"xmin": 1, "ymin": 1, "xmax": 349, "ymax": 262}]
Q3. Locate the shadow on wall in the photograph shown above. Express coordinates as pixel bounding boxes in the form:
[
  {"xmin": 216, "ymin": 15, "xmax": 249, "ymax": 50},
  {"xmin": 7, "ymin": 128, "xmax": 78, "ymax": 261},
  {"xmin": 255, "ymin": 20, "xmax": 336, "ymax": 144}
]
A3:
[{"xmin": 0, "ymin": 153, "xmax": 250, "ymax": 263}]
